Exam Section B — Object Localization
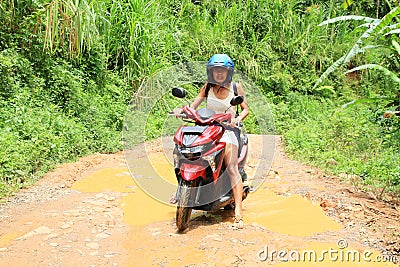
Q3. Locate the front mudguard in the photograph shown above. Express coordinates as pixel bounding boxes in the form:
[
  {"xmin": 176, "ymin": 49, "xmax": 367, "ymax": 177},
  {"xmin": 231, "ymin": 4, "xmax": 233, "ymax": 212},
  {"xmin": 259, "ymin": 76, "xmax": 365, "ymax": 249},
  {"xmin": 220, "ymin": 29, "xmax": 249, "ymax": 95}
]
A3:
[
  {"xmin": 176, "ymin": 179, "xmax": 199, "ymax": 208},
  {"xmin": 180, "ymin": 163, "xmax": 207, "ymax": 181}
]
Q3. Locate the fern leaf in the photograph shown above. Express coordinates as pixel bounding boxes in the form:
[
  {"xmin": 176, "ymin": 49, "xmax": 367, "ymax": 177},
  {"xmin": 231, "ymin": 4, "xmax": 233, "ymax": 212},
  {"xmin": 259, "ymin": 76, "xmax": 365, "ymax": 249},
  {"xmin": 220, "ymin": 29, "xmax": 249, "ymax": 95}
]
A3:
[
  {"xmin": 318, "ymin": 16, "xmax": 378, "ymax": 26},
  {"xmin": 347, "ymin": 64, "xmax": 400, "ymax": 84}
]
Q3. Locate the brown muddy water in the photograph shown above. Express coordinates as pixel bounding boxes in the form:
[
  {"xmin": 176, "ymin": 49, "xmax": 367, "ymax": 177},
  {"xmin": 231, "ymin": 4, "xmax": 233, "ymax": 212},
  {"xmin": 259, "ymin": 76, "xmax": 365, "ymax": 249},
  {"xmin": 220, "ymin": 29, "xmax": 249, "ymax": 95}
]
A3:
[{"xmin": 71, "ymin": 135, "xmax": 397, "ymax": 266}]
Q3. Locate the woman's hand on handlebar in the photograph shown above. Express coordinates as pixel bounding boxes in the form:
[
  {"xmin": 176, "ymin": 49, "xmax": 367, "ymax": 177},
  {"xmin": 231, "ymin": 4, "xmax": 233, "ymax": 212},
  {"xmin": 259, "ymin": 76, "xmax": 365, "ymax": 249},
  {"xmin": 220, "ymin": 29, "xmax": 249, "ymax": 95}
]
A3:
[
  {"xmin": 170, "ymin": 107, "xmax": 183, "ymax": 117},
  {"xmin": 230, "ymin": 116, "xmax": 242, "ymax": 127}
]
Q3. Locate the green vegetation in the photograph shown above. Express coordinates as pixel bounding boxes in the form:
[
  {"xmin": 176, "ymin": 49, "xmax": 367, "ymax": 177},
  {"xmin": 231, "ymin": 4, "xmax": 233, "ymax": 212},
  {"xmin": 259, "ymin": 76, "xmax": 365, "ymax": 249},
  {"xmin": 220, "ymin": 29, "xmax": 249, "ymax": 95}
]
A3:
[{"xmin": 0, "ymin": 0, "xmax": 399, "ymax": 199}]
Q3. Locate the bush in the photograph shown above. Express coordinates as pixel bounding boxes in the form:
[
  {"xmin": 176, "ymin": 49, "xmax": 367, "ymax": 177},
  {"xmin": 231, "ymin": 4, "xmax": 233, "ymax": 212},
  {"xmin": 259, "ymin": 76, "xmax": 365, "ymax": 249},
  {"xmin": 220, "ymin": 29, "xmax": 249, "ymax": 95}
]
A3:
[
  {"xmin": 0, "ymin": 48, "xmax": 130, "ymax": 197},
  {"xmin": 275, "ymin": 92, "xmax": 400, "ymax": 197},
  {"xmin": 0, "ymin": 95, "xmax": 89, "ymax": 196}
]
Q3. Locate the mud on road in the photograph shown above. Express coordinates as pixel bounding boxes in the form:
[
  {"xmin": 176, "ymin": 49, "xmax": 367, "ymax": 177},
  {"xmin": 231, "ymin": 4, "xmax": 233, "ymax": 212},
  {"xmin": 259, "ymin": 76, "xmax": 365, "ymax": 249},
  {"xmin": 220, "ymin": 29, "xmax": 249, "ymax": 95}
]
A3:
[{"xmin": 0, "ymin": 135, "xmax": 399, "ymax": 266}]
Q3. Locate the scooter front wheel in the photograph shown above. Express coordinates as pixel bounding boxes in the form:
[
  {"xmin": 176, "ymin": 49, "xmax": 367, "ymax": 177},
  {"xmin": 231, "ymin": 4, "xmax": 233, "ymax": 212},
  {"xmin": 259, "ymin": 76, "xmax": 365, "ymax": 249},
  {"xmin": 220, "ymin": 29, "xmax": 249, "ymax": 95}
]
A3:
[{"xmin": 176, "ymin": 183, "xmax": 194, "ymax": 232}]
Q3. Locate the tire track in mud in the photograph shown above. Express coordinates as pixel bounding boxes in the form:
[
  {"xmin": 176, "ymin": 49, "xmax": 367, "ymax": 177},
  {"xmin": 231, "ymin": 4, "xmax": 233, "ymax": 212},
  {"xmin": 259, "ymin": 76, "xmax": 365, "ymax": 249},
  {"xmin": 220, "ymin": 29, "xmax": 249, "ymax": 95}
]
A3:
[{"xmin": 0, "ymin": 136, "xmax": 399, "ymax": 266}]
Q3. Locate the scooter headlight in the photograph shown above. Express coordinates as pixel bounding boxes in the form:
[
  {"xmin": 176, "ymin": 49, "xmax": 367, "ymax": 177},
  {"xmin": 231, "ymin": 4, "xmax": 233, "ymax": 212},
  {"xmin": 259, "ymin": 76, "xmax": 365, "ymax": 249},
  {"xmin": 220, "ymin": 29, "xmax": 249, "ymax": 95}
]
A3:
[{"xmin": 180, "ymin": 145, "xmax": 205, "ymax": 160}]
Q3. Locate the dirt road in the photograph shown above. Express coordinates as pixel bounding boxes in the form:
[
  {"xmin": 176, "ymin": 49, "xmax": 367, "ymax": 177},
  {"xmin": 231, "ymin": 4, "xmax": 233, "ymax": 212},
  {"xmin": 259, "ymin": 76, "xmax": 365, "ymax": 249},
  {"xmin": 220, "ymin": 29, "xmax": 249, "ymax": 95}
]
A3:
[{"xmin": 0, "ymin": 135, "xmax": 399, "ymax": 266}]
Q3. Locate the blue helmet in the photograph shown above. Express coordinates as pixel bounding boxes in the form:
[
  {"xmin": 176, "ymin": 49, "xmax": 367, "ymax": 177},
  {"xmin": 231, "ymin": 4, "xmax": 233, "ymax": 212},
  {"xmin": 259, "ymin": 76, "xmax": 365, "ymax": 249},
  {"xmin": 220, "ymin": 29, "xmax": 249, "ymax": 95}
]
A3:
[{"xmin": 206, "ymin": 54, "xmax": 234, "ymax": 86}]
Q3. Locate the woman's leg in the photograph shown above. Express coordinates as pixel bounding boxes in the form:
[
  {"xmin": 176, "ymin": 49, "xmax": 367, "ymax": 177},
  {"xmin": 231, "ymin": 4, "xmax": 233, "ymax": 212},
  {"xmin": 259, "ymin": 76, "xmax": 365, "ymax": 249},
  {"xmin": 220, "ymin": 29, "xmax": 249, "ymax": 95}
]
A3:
[{"xmin": 224, "ymin": 142, "xmax": 244, "ymax": 228}]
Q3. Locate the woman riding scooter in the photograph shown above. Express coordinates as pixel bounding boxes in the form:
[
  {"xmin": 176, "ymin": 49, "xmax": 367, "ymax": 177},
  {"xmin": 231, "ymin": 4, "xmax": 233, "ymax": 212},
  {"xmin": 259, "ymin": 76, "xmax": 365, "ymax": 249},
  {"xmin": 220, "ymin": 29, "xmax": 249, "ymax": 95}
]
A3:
[{"xmin": 172, "ymin": 54, "xmax": 249, "ymax": 229}]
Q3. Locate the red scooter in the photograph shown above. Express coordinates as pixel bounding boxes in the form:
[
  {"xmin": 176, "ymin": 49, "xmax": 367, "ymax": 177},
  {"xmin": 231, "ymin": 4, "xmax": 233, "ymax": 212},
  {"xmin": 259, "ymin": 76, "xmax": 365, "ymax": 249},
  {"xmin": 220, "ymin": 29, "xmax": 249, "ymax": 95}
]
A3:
[{"xmin": 171, "ymin": 87, "xmax": 250, "ymax": 232}]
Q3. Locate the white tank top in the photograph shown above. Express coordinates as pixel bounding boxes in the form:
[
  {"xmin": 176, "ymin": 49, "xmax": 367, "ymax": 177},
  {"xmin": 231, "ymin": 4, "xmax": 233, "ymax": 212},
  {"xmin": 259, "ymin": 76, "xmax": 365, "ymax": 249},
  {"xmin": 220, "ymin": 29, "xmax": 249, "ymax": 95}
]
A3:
[{"xmin": 206, "ymin": 83, "xmax": 237, "ymax": 116}]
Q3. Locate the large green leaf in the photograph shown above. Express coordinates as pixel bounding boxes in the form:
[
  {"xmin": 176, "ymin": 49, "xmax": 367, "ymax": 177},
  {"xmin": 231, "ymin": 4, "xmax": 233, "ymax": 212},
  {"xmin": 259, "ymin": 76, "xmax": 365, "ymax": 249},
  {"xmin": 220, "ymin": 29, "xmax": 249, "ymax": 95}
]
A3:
[
  {"xmin": 315, "ymin": 6, "xmax": 400, "ymax": 88},
  {"xmin": 347, "ymin": 64, "xmax": 400, "ymax": 84},
  {"xmin": 341, "ymin": 7, "xmax": 400, "ymax": 65},
  {"xmin": 374, "ymin": 6, "xmax": 400, "ymax": 37},
  {"xmin": 393, "ymin": 40, "xmax": 400, "ymax": 56},
  {"xmin": 380, "ymin": 22, "xmax": 400, "ymax": 35},
  {"xmin": 341, "ymin": 0, "xmax": 354, "ymax": 10},
  {"xmin": 313, "ymin": 45, "xmax": 379, "ymax": 89},
  {"xmin": 342, "ymin": 97, "xmax": 399, "ymax": 108},
  {"xmin": 318, "ymin": 15, "xmax": 379, "ymax": 26},
  {"xmin": 384, "ymin": 29, "xmax": 400, "ymax": 36}
]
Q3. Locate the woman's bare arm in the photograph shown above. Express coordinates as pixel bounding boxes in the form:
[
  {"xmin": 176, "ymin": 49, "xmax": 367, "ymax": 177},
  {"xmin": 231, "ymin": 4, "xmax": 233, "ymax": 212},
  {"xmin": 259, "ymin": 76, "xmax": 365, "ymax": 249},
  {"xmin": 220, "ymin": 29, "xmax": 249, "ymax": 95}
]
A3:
[
  {"xmin": 190, "ymin": 83, "xmax": 207, "ymax": 110},
  {"xmin": 236, "ymin": 83, "xmax": 249, "ymax": 121}
]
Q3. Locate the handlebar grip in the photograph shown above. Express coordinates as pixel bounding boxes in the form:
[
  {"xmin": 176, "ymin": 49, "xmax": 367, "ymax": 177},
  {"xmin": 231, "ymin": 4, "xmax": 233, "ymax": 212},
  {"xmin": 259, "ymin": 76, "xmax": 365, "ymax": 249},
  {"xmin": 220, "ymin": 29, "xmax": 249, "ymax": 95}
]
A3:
[{"xmin": 168, "ymin": 112, "xmax": 188, "ymax": 118}]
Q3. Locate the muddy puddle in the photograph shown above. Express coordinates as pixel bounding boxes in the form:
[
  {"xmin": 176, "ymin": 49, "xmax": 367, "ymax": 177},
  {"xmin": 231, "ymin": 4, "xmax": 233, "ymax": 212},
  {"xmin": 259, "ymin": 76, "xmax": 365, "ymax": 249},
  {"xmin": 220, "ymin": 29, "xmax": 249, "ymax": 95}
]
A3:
[
  {"xmin": 71, "ymin": 136, "xmax": 397, "ymax": 266},
  {"xmin": 0, "ymin": 233, "xmax": 21, "ymax": 248}
]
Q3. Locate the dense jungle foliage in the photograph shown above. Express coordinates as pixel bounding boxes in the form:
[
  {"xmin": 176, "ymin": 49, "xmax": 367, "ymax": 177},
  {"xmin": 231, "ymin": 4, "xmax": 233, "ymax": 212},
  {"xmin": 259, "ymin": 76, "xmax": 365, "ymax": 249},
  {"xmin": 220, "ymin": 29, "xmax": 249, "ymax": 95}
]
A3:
[{"xmin": 0, "ymin": 0, "xmax": 399, "ymax": 199}]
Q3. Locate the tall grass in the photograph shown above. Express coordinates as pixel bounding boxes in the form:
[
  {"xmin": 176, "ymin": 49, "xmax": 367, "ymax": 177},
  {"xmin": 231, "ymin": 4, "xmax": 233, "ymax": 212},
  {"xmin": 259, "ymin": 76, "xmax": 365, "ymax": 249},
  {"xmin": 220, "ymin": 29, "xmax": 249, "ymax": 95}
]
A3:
[
  {"xmin": 42, "ymin": 0, "xmax": 99, "ymax": 55},
  {"xmin": 37, "ymin": 0, "xmax": 354, "ymax": 90},
  {"xmin": 102, "ymin": 0, "xmax": 173, "ymax": 81},
  {"xmin": 1, "ymin": 0, "xmax": 399, "ymax": 199}
]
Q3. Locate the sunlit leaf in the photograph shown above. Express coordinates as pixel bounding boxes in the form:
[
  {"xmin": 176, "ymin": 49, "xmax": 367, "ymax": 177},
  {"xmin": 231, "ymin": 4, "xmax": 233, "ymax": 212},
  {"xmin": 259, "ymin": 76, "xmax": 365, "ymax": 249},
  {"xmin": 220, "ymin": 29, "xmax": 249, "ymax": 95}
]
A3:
[
  {"xmin": 346, "ymin": 64, "xmax": 400, "ymax": 85},
  {"xmin": 392, "ymin": 40, "xmax": 400, "ymax": 56},
  {"xmin": 384, "ymin": 29, "xmax": 400, "ymax": 36},
  {"xmin": 373, "ymin": 6, "xmax": 400, "ymax": 37},
  {"xmin": 315, "ymin": 6, "xmax": 400, "ymax": 88},
  {"xmin": 341, "ymin": 0, "xmax": 354, "ymax": 10},
  {"xmin": 318, "ymin": 15, "xmax": 378, "ymax": 27},
  {"xmin": 342, "ymin": 97, "xmax": 399, "ymax": 108},
  {"xmin": 313, "ymin": 46, "xmax": 379, "ymax": 89}
]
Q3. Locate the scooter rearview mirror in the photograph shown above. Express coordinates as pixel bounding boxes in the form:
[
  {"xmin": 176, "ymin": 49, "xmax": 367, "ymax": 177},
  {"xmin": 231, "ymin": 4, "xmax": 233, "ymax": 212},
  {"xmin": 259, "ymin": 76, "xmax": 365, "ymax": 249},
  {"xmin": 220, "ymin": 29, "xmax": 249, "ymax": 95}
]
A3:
[
  {"xmin": 224, "ymin": 95, "xmax": 244, "ymax": 113},
  {"xmin": 172, "ymin": 87, "xmax": 191, "ymax": 106},
  {"xmin": 230, "ymin": 95, "xmax": 244, "ymax": 106},
  {"xmin": 172, "ymin": 87, "xmax": 186, "ymax": 98}
]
